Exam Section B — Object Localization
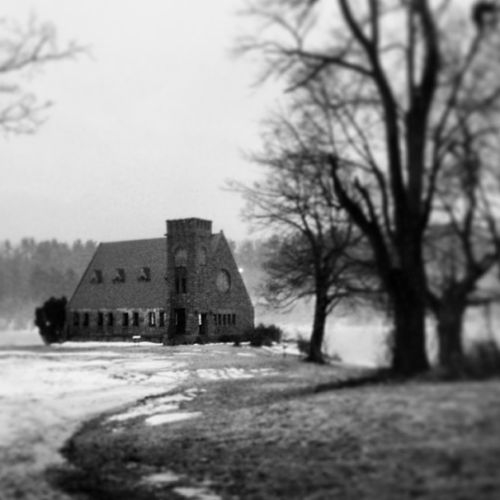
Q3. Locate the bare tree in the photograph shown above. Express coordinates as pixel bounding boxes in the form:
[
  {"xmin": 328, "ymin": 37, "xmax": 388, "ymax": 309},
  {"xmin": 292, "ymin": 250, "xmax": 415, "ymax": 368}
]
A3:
[
  {"xmin": 426, "ymin": 118, "xmax": 500, "ymax": 372},
  {"xmin": 237, "ymin": 0, "xmax": 500, "ymax": 375},
  {"xmin": 230, "ymin": 115, "xmax": 377, "ymax": 363},
  {"xmin": 0, "ymin": 16, "xmax": 83, "ymax": 134}
]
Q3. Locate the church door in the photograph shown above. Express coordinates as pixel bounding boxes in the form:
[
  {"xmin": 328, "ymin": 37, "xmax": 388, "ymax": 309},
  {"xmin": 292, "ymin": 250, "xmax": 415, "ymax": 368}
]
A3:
[{"xmin": 175, "ymin": 308, "xmax": 186, "ymax": 334}]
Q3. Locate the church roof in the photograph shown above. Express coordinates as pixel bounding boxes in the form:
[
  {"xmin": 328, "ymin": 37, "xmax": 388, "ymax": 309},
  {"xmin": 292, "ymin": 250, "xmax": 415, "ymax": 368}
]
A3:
[
  {"xmin": 69, "ymin": 232, "xmax": 224, "ymax": 310},
  {"xmin": 69, "ymin": 238, "xmax": 167, "ymax": 310}
]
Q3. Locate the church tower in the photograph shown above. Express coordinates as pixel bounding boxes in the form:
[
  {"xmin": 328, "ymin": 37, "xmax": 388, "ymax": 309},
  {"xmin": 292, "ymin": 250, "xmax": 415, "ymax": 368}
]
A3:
[{"xmin": 165, "ymin": 218, "xmax": 213, "ymax": 339}]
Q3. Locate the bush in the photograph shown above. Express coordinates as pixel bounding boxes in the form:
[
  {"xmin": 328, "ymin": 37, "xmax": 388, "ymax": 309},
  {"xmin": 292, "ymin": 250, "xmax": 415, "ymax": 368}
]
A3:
[
  {"xmin": 463, "ymin": 339, "xmax": 500, "ymax": 379},
  {"xmin": 35, "ymin": 296, "xmax": 67, "ymax": 344},
  {"xmin": 296, "ymin": 337, "xmax": 310, "ymax": 356},
  {"xmin": 248, "ymin": 323, "xmax": 283, "ymax": 347}
]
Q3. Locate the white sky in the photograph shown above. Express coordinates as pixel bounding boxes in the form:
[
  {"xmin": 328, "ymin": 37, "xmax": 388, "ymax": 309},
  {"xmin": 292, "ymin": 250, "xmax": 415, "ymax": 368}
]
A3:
[{"xmin": 0, "ymin": 0, "xmax": 279, "ymax": 244}]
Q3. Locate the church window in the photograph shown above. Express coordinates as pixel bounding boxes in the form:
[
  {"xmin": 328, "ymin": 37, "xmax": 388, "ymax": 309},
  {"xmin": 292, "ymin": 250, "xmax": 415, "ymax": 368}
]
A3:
[
  {"xmin": 149, "ymin": 312, "xmax": 156, "ymax": 327},
  {"xmin": 108, "ymin": 312, "xmax": 114, "ymax": 326},
  {"xmin": 73, "ymin": 312, "xmax": 80, "ymax": 327},
  {"xmin": 174, "ymin": 248, "xmax": 187, "ymax": 267},
  {"xmin": 138, "ymin": 267, "xmax": 150, "ymax": 282},
  {"xmin": 98, "ymin": 312, "xmax": 104, "ymax": 327},
  {"xmin": 133, "ymin": 312, "xmax": 139, "ymax": 326},
  {"xmin": 175, "ymin": 267, "xmax": 187, "ymax": 294},
  {"xmin": 83, "ymin": 312, "xmax": 89, "ymax": 327},
  {"xmin": 123, "ymin": 312, "xmax": 129, "ymax": 327},
  {"xmin": 90, "ymin": 270, "xmax": 103, "ymax": 284},
  {"xmin": 159, "ymin": 311, "xmax": 166, "ymax": 327},
  {"xmin": 113, "ymin": 268, "xmax": 126, "ymax": 283},
  {"xmin": 223, "ymin": 314, "xmax": 227, "ymax": 326},
  {"xmin": 216, "ymin": 270, "xmax": 231, "ymax": 293},
  {"xmin": 198, "ymin": 247, "xmax": 207, "ymax": 266}
]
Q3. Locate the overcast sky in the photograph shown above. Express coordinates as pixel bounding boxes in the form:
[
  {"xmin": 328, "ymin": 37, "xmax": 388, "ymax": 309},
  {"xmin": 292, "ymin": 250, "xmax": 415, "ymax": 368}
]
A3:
[{"xmin": 1, "ymin": 0, "xmax": 279, "ymax": 244}]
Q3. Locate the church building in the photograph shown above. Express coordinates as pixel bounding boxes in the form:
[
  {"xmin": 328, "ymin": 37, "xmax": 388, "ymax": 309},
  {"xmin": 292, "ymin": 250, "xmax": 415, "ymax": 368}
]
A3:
[{"xmin": 67, "ymin": 218, "xmax": 254, "ymax": 343}]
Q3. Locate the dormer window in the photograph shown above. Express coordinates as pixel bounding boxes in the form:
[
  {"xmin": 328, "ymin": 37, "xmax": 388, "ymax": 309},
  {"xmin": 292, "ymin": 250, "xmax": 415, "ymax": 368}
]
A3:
[
  {"xmin": 90, "ymin": 270, "xmax": 103, "ymax": 284},
  {"xmin": 112, "ymin": 268, "xmax": 126, "ymax": 283},
  {"xmin": 138, "ymin": 267, "xmax": 151, "ymax": 282}
]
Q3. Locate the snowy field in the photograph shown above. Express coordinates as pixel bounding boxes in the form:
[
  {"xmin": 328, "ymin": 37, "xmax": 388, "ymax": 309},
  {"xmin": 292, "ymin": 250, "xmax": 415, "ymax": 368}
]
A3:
[
  {"xmin": 1, "ymin": 313, "xmax": 498, "ymax": 500},
  {"xmin": 0, "ymin": 332, "xmax": 278, "ymax": 500}
]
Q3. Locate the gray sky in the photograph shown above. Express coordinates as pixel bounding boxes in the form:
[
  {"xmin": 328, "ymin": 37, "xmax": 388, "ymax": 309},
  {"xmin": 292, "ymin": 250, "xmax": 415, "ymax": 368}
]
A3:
[{"xmin": 1, "ymin": 0, "xmax": 278, "ymax": 244}]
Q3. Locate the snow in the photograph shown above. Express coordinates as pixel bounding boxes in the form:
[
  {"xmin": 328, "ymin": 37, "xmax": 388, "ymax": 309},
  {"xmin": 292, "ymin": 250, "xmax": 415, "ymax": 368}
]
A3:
[
  {"xmin": 142, "ymin": 471, "xmax": 181, "ymax": 484},
  {"xmin": 0, "ymin": 336, "xmax": 279, "ymax": 500},
  {"xmin": 174, "ymin": 486, "xmax": 222, "ymax": 500},
  {"xmin": 146, "ymin": 412, "xmax": 202, "ymax": 426}
]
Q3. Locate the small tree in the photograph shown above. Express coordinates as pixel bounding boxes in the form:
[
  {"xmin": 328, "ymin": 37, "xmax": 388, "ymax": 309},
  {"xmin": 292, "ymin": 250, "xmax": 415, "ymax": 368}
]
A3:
[
  {"xmin": 230, "ymin": 116, "xmax": 378, "ymax": 363},
  {"xmin": 35, "ymin": 296, "xmax": 67, "ymax": 344}
]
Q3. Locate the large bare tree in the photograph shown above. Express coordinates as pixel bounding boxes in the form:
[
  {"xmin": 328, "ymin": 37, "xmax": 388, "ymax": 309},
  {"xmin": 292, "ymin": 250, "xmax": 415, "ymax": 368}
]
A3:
[{"xmin": 237, "ymin": 0, "xmax": 500, "ymax": 375}]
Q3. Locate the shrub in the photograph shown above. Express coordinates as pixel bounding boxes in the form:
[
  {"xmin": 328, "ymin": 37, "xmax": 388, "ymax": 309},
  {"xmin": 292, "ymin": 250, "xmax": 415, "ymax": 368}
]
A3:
[
  {"xmin": 463, "ymin": 339, "xmax": 500, "ymax": 379},
  {"xmin": 219, "ymin": 333, "xmax": 240, "ymax": 344},
  {"xmin": 296, "ymin": 336, "xmax": 310, "ymax": 356},
  {"xmin": 35, "ymin": 296, "xmax": 67, "ymax": 344},
  {"xmin": 248, "ymin": 323, "xmax": 283, "ymax": 347}
]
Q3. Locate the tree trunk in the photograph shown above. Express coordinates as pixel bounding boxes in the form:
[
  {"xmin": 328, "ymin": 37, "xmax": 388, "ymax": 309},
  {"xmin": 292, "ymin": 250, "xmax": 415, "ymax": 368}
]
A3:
[
  {"xmin": 390, "ymin": 270, "xmax": 430, "ymax": 376},
  {"xmin": 306, "ymin": 290, "xmax": 328, "ymax": 363},
  {"xmin": 436, "ymin": 299, "xmax": 466, "ymax": 374}
]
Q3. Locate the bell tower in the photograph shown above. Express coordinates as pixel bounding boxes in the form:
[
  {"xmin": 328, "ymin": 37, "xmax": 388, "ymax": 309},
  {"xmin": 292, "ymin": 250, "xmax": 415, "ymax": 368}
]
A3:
[{"xmin": 165, "ymin": 218, "xmax": 212, "ymax": 340}]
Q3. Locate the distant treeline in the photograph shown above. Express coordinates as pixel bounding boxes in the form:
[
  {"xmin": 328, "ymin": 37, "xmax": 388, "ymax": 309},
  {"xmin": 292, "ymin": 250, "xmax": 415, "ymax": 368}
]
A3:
[{"xmin": 0, "ymin": 238, "xmax": 98, "ymax": 329}]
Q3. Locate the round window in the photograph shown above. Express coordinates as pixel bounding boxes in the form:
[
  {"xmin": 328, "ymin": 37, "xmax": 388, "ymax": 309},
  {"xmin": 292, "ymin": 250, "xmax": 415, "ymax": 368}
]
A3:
[{"xmin": 216, "ymin": 270, "xmax": 231, "ymax": 292}]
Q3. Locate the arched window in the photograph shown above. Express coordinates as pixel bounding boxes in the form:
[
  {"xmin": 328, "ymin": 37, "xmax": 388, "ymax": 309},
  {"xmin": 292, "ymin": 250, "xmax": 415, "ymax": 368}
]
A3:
[
  {"xmin": 174, "ymin": 247, "xmax": 187, "ymax": 267},
  {"xmin": 198, "ymin": 247, "xmax": 207, "ymax": 266}
]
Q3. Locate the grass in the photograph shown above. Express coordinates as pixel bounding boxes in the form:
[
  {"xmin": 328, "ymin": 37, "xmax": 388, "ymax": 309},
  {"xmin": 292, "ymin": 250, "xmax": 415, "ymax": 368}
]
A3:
[{"xmin": 52, "ymin": 346, "xmax": 500, "ymax": 500}]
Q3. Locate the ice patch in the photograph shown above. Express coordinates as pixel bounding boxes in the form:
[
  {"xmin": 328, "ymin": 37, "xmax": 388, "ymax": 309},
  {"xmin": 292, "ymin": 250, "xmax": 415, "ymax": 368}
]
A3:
[
  {"xmin": 145, "ymin": 412, "xmax": 201, "ymax": 426},
  {"xmin": 195, "ymin": 367, "xmax": 276, "ymax": 380},
  {"xmin": 174, "ymin": 486, "xmax": 222, "ymax": 500},
  {"xmin": 108, "ymin": 392, "xmax": 200, "ymax": 422},
  {"xmin": 142, "ymin": 471, "xmax": 181, "ymax": 485}
]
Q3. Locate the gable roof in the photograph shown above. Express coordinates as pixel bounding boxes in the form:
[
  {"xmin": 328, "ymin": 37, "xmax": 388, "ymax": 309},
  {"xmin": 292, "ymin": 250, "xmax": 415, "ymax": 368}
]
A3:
[{"xmin": 69, "ymin": 238, "xmax": 167, "ymax": 309}]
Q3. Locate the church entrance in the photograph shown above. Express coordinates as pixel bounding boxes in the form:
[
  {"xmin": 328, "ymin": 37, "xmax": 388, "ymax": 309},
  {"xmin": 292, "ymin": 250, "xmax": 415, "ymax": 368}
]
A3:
[
  {"xmin": 175, "ymin": 308, "xmax": 186, "ymax": 334},
  {"xmin": 199, "ymin": 313, "xmax": 208, "ymax": 335}
]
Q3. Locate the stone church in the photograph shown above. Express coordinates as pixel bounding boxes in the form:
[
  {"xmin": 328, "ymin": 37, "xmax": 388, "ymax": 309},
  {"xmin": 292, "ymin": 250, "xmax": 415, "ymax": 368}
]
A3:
[{"xmin": 67, "ymin": 218, "xmax": 254, "ymax": 343}]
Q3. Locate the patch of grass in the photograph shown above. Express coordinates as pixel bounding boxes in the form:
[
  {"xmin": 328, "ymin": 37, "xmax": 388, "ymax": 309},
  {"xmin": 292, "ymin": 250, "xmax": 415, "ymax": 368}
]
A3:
[{"xmin": 58, "ymin": 350, "xmax": 500, "ymax": 500}]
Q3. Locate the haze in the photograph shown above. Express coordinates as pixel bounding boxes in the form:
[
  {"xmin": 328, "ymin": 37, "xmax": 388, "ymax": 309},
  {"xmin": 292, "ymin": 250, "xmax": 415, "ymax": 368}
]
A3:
[{"xmin": 0, "ymin": 0, "xmax": 278, "ymax": 244}]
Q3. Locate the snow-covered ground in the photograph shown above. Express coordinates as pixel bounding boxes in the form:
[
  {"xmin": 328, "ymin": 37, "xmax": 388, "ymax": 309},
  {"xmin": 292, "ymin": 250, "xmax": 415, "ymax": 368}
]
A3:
[
  {"xmin": 0, "ymin": 334, "xmax": 277, "ymax": 500},
  {"xmin": 1, "ymin": 311, "xmax": 498, "ymax": 500}
]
